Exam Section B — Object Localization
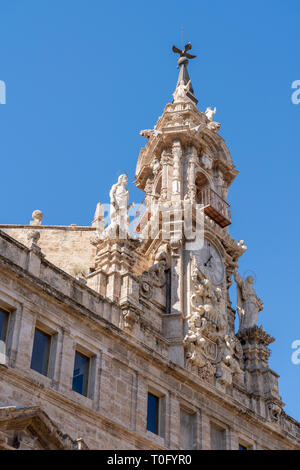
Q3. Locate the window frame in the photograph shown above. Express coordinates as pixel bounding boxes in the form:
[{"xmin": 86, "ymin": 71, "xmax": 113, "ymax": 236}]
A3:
[
  {"xmin": 0, "ymin": 306, "xmax": 10, "ymax": 345},
  {"xmin": 0, "ymin": 299, "xmax": 19, "ymax": 365},
  {"xmin": 238, "ymin": 438, "xmax": 253, "ymax": 450},
  {"xmin": 146, "ymin": 387, "xmax": 166, "ymax": 438},
  {"xmin": 179, "ymin": 406, "xmax": 197, "ymax": 450},
  {"xmin": 30, "ymin": 326, "xmax": 53, "ymax": 377},
  {"xmin": 210, "ymin": 420, "xmax": 227, "ymax": 450},
  {"xmin": 147, "ymin": 391, "xmax": 160, "ymax": 435},
  {"xmin": 72, "ymin": 348, "xmax": 92, "ymax": 398}
]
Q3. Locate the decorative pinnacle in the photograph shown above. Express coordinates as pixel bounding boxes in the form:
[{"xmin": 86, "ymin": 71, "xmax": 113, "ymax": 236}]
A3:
[{"xmin": 172, "ymin": 42, "xmax": 198, "ymax": 105}]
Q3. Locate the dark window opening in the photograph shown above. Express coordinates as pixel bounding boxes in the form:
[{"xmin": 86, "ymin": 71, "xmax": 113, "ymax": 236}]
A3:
[
  {"xmin": 0, "ymin": 308, "xmax": 9, "ymax": 343},
  {"xmin": 30, "ymin": 328, "xmax": 51, "ymax": 376},
  {"xmin": 0, "ymin": 308, "xmax": 9, "ymax": 355},
  {"xmin": 72, "ymin": 351, "xmax": 90, "ymax": 397},
  {"xmin": 147, "ymin": 392, "xmax": 159, "ymax": 434}
]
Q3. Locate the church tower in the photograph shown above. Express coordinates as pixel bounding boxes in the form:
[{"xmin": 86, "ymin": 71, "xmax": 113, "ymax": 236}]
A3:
[
  {"xmin": 131, "ymin": 43, "xmax": 283, "ymax": 418},
  {"xmin": 0, "ymin": 42, "xmax": 299, "ymax": 450}
]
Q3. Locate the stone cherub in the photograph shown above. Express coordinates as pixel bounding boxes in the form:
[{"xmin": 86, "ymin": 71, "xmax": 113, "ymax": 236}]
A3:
[
  {"xmin": 234, "ymin": 270, "xmax": 264, "ymax": 331},
  {"xmin": 222, "ymin": 334, "xmax": 242, "ymax": 374}
]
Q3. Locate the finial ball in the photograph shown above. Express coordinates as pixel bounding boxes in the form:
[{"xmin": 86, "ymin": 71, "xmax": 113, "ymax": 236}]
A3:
[{"xmin": 32, "ymin": 210, "xmax": 43, "ymax": 222}]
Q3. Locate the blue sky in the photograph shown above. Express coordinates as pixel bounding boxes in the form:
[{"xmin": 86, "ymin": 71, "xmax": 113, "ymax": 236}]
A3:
[{"xmin": 0, "ymin": 0, "xmax": 300, "ymax": 421}]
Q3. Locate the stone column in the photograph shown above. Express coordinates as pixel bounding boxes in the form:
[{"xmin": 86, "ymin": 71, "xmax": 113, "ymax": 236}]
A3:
[
  {"xmin": 200, "ymin": 412, "xmax": 212, "ymax": 450},
  {"xmin": 57, "ymin": 327, "xmax": 75, "ymax": 395},
  {"xmin": 227, "ymin": 426, "xmax": 238, "ymax": 450},
  {"xmin": 168, "ymin": 395, "xmax": 180, "ymax": 449},
  {"xmin": 162, "ymin": 238, "xmax": 184, "ymax": 365},
  {"xmin": 186, "ymin": 146, "xmax": 198, "ymax": 202},
  {"xmin": 169, "ymin": 238, "xmax": 183, "ymax": 315},
  {"xmin": 172, "ymin": 140, "xmax": 182, "ymax": 201},
  {"xmin": 160, "ymin": 150, "xmax": 172, "ymax": 201},
  {"xmin": 12, "ymin": 306, "xmax": 35, "ymax": 371}
]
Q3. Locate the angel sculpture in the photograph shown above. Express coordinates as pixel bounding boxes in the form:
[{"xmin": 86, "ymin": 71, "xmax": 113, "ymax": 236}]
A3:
[{"xmin": 173, "ymin": 79, "xmax": 191, "ymax": 103}]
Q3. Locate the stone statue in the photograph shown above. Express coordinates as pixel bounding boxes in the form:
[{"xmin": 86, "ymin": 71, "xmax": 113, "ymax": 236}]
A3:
[
  {"xmin": 151, "ymin": 156, "xmax": 161, "ymax": 176},
  {"xmin": 234, "ymin": 270, "xmax": 264, "ymax": 331},
  {"xmin": 205, "ymin": 107, "xmax": 217, "ymax": 121},
  {"xmin": 173, "ymin": 80, "xmax": 191, "ymax": 103},
  {"xmin": 107, "ymin": 174, "xmax": 133, "ymax": 237}
]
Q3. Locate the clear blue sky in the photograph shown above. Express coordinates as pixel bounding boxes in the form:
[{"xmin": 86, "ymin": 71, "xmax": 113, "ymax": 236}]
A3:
[{"xmin": 0, "ymin": 0, "xmax": 299, "ymax": 421}]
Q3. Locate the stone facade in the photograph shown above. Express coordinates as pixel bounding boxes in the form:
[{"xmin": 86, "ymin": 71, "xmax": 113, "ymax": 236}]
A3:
[
  {"xmin": 0, "ymin": 45, "xmax": 299, "ymax": 450},
  {"xmin": 0, "ymin": 224, "xmax": 96, "ymax": 277}
]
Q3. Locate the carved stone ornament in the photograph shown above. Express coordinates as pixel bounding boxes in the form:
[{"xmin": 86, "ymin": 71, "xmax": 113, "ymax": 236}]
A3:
[
  {"xmin": 151, "ymin": 156, "xmax": 161, "ymax": 176},
  {"xmin": 140, "ymin": 129, "xmax": 163, "ymax": 139},
  {"xmin": 198, "ymin": 362, "xmax": 216, "ymax": 382},
  {"xmin": 201, "ymin": 153, "xmax": 213, "ymax": 170},
  {"xmin": 207, "ymin": 121, "xmax": 221, "ymax": 133},
  {"xmin": 267, "ymin": 401, "xmax": 282, "ymax": 423},
  {"xmin": 121, "ymin": 308, "xmax": 138, "ymax": 330},
  {"xmin": 139, "ymin": 254, "xmax": 168, "ymax": 299},
  {"xmin": 30, "ymin": 210, "xmax": 43, "ymax": 226},
  {"xmin": 140, "ymin": 280, "xmax": 153, "ymax": 299},
  {"xmin": 27, "ymin": 230, "xmax": 41, "ymax": 253},
  {"xmin": 184, "ymin": 259, "xmax": 223, "ymax": 376},
  {"xmin": 219, "ymin": 334, "xmax": 243, "ymax": 375},
  {"xmin": 184, "ymin": 258, "xmax": 243, "ymax": 384},
  {"xmin": 169, "ymin": 237, "xmax": 182, "ymax": 257},
  {"xmin": 237, "ymin": 325, "xmax": 274, "ymax": 347},
  {"xmin": 140, "ymin": 129, "xmax": 154, "ymax": 139},
  {"xmin": 144, "ymin": 178, "xmax": 153, "ymax": 195},
  {"xmin": 149, "ymin": 260, "xmax": 167, "ymax": 288}
]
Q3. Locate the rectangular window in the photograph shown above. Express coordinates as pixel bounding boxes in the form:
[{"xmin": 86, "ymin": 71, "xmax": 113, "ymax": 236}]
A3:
[
  {"xmin": 180, "ymin": 409, "xmax": 196, "ymax": 449},
  {"xmin": 147, "ymin": 392, "xmax": 159, "ymax": 435},
  {"xmin": 72, "ymin": 351, "xmax": 90, "ymax": 397},
  {"xmin": 0, "ymin": 308, "xmax": 9, "ymax": 354},
  {"xmin": 210, "ymin": 423, "xmax": 226, "ymax": 450},
  {"xmin": 30, "ymin": 328, "xmax": 51, "ymax": 376}
]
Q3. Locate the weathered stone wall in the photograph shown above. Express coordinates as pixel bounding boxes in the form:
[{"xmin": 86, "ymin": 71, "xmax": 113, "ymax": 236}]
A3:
[
  {"xmin": 0, "ymin": 229, "xmax": 299, "ymax": 450},
  {"xmin": 0, "ymin": 225, "xmax": 96, "ymax": 276}
]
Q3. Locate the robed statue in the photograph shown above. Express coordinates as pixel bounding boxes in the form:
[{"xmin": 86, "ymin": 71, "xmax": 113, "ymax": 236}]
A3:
[{"xmin": 234, "ymin": 270, "xmax": 264, "ymax": 331}]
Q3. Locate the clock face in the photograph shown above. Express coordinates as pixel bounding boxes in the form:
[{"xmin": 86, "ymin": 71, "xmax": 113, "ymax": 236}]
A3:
[{"xmin": 194, "ymin": 240, "xmax": 224, "ymax": 284}]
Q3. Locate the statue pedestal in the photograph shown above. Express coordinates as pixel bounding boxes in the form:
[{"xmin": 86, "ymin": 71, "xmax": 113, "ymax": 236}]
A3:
[
  {"xmin": 87, "ymin": 237, "xmax": 140, "ymax": 303},
  {"xmin": 237, "ymin": 326, "xmax": 284, "ymax": 420}
]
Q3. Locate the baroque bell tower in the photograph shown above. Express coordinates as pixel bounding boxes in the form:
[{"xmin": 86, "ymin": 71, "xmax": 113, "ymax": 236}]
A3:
[
  {"xmin": 132, "ymin": 43, "xmax": 283, "ymax": 418},
  {"xmin": 88, "ymin": 42, "xmax": 284, "ymax": 424}
]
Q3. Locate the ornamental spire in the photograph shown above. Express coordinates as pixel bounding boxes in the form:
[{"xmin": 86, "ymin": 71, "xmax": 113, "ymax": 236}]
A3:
[{"xmin": 172, "ymin": 42, "xmax": 198, "ymax": 105}]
